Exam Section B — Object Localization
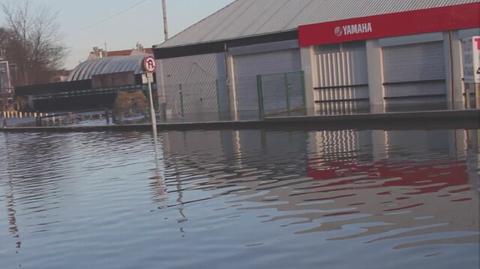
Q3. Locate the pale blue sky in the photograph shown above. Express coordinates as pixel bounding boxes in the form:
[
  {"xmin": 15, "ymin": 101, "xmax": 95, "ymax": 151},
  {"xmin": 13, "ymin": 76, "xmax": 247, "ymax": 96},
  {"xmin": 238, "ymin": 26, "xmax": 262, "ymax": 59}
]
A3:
[{"xmin": 1, "ymin": 0, "xmax": 235, "ymax": 68}]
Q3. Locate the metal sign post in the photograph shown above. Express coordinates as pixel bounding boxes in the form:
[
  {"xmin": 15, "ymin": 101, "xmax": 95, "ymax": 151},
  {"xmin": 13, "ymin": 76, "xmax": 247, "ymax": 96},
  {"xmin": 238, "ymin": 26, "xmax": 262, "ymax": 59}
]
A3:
[
  {"xmin": 143, "ymin": 56, "xmax": 158, "ymax": 137},
  {"xmin": 143, "ymin": 56, "xmax": 163, "ymax": 175}
]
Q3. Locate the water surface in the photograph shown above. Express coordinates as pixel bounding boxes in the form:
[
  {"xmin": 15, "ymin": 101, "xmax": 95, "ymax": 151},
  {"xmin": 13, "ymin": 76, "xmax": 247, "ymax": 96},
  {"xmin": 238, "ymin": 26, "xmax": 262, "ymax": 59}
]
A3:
[{"xmin": 0, "ymin": 129, "xmax": 479, "ymax": 268}]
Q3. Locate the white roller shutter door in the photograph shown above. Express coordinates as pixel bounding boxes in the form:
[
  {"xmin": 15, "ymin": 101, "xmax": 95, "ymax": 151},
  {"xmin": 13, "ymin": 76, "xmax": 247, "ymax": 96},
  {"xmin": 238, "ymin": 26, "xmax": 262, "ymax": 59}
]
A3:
[
  {"xmin": 383, "ymin": 41, "xmax": 446, "ymax": 111},
  {"xmin": 234, "ymin": 49, "xmax": 301, "ymax": 119},
  {"xmin": 315, "ymin": 42, "xmax": 369, "ymax": 114}
]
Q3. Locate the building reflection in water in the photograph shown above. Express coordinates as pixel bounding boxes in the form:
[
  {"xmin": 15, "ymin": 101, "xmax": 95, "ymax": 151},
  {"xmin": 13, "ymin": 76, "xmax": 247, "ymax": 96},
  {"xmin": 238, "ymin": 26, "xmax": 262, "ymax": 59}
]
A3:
[
  {"xmin": 305, "ymin": 133, "xmax": 477, "ymax": 248},
  {"xmin": 5, "ymin": 177, "xmax": 21, "ymax": 250},
  {"xmin": 0, "ymin": 131, "xmax": 172, "ymax": 255},
  {"xmin": 1, "ymin": 134, "xmax": 21, "ymax": 252},
  {"xmin": 163, "ymin": 128, "xmax": 479, "ymax": 249},
  {"xmin": 1, "ymin": 131, "xmax": 100, "ymax": 254}
]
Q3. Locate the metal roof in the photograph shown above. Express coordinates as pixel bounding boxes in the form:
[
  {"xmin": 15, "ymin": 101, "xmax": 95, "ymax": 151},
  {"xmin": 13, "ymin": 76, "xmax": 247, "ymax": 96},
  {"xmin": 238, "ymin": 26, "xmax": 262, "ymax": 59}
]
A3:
[
  {"xmin": 68, "ymin": 55, "xmax": 146, "ymax": 81},
  {"xmin": 158, "ymin": 0, "xmax": 480, "ymax": 48}
]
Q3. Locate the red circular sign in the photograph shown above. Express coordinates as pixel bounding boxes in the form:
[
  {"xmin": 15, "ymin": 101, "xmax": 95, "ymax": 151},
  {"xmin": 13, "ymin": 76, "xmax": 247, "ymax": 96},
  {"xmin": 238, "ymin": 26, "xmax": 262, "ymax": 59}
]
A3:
[{"xmin": 143, "ymin": 56, "xmax": 156, "ymax": 73}]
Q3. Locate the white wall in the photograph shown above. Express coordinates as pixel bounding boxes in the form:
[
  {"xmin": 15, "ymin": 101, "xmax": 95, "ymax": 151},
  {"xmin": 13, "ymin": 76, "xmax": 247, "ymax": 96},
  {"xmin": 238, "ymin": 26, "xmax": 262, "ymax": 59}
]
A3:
[
  {"xmin": 366, "ymin": 40, "xmax": 385, "ymax": 113},
  {"xmin": 453, "ymin": 28, "xmax": 480, "ymax": 109},
  {"xmin": 300, "ymin": 47, "xmax": 318, "ymax": 115}
]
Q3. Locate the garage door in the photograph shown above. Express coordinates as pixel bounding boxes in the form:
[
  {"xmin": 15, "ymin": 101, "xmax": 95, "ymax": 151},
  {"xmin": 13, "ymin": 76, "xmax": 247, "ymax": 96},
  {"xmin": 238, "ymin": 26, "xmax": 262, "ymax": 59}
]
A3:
[
  {"xmin": 234, "ymin": 49, "xmax": 301, "ymax": 119},
  {"xmin": 383, "ymin": 41, "xmax": 446, "ymax": 111},
  {"xmin": 315, "ymin": 42, "xmax": 369, "ymax": 115}
]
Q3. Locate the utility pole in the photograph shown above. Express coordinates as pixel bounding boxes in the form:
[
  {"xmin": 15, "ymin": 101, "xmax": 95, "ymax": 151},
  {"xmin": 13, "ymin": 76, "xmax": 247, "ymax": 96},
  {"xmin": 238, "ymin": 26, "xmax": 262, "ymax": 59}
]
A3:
[
  {"xmin": 162, "ymin": 0, "xmax": 169, "ymax": 41},
  {"xmin": 158, "ymin": 0, "xmax": 169, "ymax": 122}
]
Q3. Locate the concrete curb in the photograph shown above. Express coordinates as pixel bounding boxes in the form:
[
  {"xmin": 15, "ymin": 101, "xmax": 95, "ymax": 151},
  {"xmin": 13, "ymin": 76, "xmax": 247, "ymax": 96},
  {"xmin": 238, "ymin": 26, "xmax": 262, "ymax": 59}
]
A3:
[{"xmin": 1, "ymin": 110, "xmax": 479, "ymax": 133}]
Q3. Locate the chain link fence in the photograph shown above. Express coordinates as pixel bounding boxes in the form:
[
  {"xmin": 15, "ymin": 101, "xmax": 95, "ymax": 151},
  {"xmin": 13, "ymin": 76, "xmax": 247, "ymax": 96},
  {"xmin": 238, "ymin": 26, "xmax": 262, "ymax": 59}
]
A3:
[
  {"xmin": 161, "ymin": 72, "xmax": 307, "ymax": 122},
  {"xmin": 234, "ymin": 76, "xmax": 262, "ymax": 120},
  {"xmin": 257, "ymin": 71, "xmax": 306, "ymax": 119},
  {"xmin": 162, "ymin": 79, "xmax": 231, "ymax": 122}
]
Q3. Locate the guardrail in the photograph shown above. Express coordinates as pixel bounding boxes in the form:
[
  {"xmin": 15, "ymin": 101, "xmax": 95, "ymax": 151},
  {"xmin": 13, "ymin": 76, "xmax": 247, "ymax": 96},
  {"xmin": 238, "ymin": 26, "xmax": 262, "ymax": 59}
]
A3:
[
  {"xmin": 1, "ymin": 111, "xmax": 44, "ymax": 119},
  {"xmin": 0, "ymin": 110, "xmax": 113, "ymax": 128}
]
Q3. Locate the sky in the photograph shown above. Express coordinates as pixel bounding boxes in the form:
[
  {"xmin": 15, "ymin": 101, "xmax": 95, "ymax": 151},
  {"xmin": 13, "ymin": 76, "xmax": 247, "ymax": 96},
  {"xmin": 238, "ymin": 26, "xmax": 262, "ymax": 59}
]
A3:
[{"xmin": 0, "ymin": 0, "xmax": 235, "ymax": 69}]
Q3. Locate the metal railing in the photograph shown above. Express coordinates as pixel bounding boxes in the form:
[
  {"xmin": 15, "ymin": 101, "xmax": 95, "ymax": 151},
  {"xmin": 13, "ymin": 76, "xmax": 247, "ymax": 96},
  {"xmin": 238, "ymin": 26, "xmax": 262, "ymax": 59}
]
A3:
[
  {"xmin": 0, "ymin": 110, "xmax": 119, "ymax": 128},
  {"xmin": 257, "ymin": 71, "xmax": 306, "ymax": 119}
]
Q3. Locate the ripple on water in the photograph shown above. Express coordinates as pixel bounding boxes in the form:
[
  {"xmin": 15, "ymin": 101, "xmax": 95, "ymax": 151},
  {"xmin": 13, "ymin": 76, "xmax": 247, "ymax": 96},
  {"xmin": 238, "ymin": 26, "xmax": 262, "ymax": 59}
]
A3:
[{"xmin": 0, "ymin": 129, "xmax": 479, "ymax": 269}]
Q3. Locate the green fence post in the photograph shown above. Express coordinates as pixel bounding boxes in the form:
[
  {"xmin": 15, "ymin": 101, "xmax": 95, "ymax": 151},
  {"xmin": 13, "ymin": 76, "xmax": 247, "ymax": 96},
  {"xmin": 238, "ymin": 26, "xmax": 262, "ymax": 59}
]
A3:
[
  {"xmin": 257, "ymin": 75, "xmax": 265, "ymax": 120},
  {"xmin": 215, "ymin": 79, "xmax": 222, "ymax": 120},
  {"xmin": 179, "ymin": 84, "xmax": 185, "ymax": 118},
  {"xmin": 300, "ymin": 71, "xmax": 306, "ymax": 115},
  {"xmin": 284, "ymin": 73, "xmax": 291, "ymax": 116}
]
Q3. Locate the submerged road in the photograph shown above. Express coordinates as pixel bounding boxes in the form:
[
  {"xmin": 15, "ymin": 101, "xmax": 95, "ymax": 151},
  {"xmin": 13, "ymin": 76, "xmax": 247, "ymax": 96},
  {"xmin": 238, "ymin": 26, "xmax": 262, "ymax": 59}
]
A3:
[{"xmin": 1, "ymin": 109, "xmax": 479, "ymax": 132}]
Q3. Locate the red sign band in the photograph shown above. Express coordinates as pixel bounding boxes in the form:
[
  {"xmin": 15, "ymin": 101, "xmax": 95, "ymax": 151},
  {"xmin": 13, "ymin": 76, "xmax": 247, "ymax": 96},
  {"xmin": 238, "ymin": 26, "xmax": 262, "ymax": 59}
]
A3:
[{"xmin": 299, "ymin": 3, "xmax": 480, "ymax": 47}]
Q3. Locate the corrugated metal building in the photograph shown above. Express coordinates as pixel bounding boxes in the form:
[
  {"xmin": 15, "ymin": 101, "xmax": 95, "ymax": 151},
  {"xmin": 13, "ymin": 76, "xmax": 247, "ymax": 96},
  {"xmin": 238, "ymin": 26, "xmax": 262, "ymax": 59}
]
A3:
[
  {"xmin": 68, "ymin": 55, "xmax": 147, "ymax": 81},
  {"xmin": 154, "ymin": 0, "xmax": 480, "ymax": 119}
]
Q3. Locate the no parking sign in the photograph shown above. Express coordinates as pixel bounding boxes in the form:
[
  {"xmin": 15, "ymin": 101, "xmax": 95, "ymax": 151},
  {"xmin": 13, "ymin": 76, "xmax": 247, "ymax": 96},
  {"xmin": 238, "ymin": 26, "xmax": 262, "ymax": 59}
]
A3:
[{"xmin": 143, "ymin": 56, "xmax": 156, "ymax": 73}]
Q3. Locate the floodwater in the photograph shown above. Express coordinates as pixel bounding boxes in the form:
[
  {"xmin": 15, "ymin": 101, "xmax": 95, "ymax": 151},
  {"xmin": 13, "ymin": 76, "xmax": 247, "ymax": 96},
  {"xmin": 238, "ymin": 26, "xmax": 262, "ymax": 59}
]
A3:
[{"xmin": 0, "ymin": 129, "xmax": 479, "ymax": 269}]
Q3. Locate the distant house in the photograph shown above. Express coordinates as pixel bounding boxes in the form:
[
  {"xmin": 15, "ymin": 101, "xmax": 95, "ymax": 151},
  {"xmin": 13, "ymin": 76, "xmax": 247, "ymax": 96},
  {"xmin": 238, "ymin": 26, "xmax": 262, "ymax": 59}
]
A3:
[
  {"xmin": 0, "ymin": 59, "xmax": 13, "ymax": 110},
  {"xmin": 88, "ymin": 43, "xmax": 153, "ymax": 60}
]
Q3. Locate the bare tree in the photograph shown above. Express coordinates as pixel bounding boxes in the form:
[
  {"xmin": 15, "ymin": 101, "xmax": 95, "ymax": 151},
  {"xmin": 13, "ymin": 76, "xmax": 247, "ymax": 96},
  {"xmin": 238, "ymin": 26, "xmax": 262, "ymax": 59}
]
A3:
[{"xmin": 1, "ymin": 0, "xmax": 67, "ymax": 86}]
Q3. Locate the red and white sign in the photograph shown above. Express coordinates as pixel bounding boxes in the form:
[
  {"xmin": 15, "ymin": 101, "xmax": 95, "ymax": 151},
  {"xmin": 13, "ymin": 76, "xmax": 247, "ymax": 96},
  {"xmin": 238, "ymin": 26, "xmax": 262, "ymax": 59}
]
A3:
[
  {"xmin": 143, "ymin": 56, "xmax": 157, "ymax": 73},
  {"xmin": 462, "ymin": 36, "xmax": 480, "ymax": 84},
  {"xmin": 299, "ymin": 3, "xmax": 480, "ymax": 47},
  {"xmin": 334, "ymin": 23, "xmax": 373, "ymax": 37}
]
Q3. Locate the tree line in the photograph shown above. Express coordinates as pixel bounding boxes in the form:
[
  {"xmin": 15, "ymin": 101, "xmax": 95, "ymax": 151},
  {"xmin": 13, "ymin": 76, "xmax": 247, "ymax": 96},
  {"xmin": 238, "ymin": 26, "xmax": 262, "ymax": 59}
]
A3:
[{"xmin": 0, "ymin": 0, "xmax": 67, "ymax": 86}]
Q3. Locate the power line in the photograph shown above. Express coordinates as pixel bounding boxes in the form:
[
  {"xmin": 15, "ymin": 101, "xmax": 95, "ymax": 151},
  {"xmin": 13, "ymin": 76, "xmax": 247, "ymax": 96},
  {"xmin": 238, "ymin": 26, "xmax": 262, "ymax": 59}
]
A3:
[{"xmin": 79, "ymin": 0, "xmax": 152, "ymax": 31}]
